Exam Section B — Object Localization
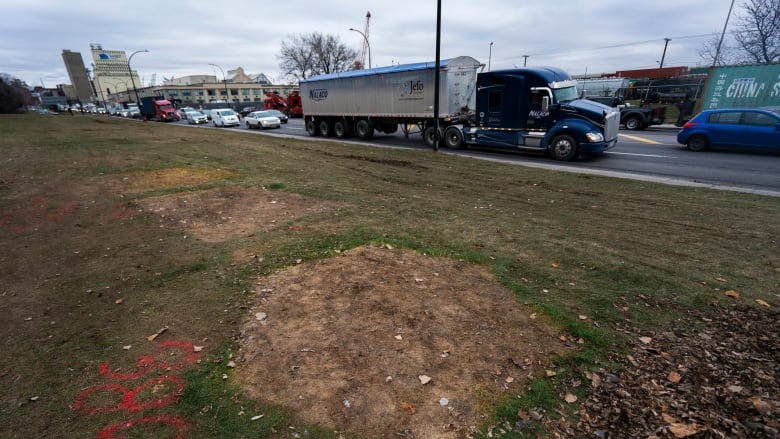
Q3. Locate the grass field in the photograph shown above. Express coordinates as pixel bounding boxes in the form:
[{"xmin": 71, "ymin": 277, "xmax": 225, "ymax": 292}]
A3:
[{"xmin": 0, "ymin": 113, "xmax": 778, "ymax": 438}]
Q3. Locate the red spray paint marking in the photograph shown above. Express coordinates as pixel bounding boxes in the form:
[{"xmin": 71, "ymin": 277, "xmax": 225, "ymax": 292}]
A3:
[
  {"xmin": 73, "ymin": 340, "xmax": 200, "ymax": 438},
  {"xmin": 96, "ymin": 415, "xmax": 188, "ymax": 439},
  {"xmin": 98, "ymin": 340, "xmax": 197, "ymax": 380},
  {"xmin": 0, "ymin": 196, "xmax": 79, "ymax": 233},
  {"xmin": 73, "ymin": 375, "xmax": 185, "ymax": 414}
]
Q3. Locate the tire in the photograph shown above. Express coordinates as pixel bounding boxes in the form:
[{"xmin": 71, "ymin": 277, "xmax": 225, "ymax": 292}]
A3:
[
  {"xmin": 424, "ymin": 126, "xmax": 443, "ymax": 148},
  {"xmin": 624, "ymin": 116, "xmax": 642, "ymax": 130},
  {"xmin": 380, "ymin": 123, "xmax": 398, "ymax": 134},
  {"xmin": 443, "ymin": 126, "xmax": 464, "ymax": 149},
  {"xmin": 686, "ymin": 135, "xmax": 708, "ymax": 152},
  {"xmin": 305, "ymin": 119, "xmax": 319, "ymax": 136},
  {"xmin": 355, "ymin": 119, "xmax": 374, "ymax": 139},
  {"xmin": 549, "ymin": 134, "xmax": 579, "ymax": 161},
  {"xmin": 334, "ymin": 120, "xmax": 352, "ymax": 138},
  {"xmin": 319, "ymin": 120, "xmax": 333, "ymax": 137}
]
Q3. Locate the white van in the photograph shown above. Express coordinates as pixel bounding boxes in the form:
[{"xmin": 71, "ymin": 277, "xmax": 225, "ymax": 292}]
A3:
[{"xmin": 211, "ymin": 108, "xmax": 240, "ymax": 127}]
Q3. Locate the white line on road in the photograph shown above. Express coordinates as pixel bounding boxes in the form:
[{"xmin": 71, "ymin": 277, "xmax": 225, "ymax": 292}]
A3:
[{"xmin": 607, "ymin": 151, "xmax": 676, "ymax": 158}]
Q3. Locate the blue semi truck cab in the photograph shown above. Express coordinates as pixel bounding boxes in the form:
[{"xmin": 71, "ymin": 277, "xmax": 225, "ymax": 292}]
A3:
[{"xmin": 457, "ymin": 67, "xmax": 619, "ymax": 160}]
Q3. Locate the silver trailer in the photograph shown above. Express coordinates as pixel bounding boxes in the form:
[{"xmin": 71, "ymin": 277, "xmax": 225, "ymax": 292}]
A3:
[{"xmin": 300, "ymin": 56, "xmax": 482, "ymax": 139}]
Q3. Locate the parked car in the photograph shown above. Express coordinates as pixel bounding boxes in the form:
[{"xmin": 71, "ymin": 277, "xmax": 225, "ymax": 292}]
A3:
[
  {"xmin": 245, "ymin": 110, "xmax": 281, "ymax": 129},
  {"xmin": 677, "ymin": 107, "xmax": 780, "ymax": 152},
  {"xmin": 240, "ymin": 106, "xmax": 258, "ymax": 117},
  {"xmin": 211, "ymin": 108, "xmax": 240, "ymax": 127},
  {"xmin": 265, "ymin": 109, "xmax": 289, "ymax": 123},
  {"xmin": 177, "ymin": 106, "xmax": 195, "ymax": 120},
  {"xmin": 185, "ymin": 111, "xmax": 209, "ymax": 125}
]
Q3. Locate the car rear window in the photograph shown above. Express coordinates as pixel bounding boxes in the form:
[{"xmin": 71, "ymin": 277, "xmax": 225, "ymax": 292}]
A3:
[{"xmin": 707, "ymin": 112, "xmax": 741, "ymax": 124}]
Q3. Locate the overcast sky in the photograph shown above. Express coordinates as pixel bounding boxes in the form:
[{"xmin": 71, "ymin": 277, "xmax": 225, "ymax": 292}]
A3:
[{"xmin": 3, "ymin": 0, "xmax": 739, "ymax": 88}]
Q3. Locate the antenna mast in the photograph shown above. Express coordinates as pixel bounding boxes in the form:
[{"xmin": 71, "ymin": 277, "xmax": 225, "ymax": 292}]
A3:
[{"xmin": 360, "ymin": 11, "xmax": 371, "ymax": 68}]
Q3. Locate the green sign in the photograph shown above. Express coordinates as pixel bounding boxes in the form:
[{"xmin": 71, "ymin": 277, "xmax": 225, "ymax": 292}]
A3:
[{"xmin": 702, "ymin": 64, "xmax": 780, "ymax": 109}]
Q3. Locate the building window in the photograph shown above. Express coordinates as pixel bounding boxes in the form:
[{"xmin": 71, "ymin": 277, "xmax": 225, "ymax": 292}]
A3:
[{"xmin": 241, "ymin": 89, "xmax": 250, "ymax": 95}]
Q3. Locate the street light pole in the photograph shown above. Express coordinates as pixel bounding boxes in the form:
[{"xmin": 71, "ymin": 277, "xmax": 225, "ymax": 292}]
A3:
[
  {"xmin": 659, "ymin": 38, "xmax": 671, "ymax": 68},
  {"xmin": 349, "ymin": 28, "xmax": 371, "ymax": 69},
  {"xmin": 488, "ymin": 42, "xmax": 493, "ymax": 71},
  {"xmin": 523, "ymin": 55, "xmax": 529, "ymax": 67},
  {"xmin": 209, "ymin": 63, "xmax": 230, "ymax": 108},
  {"xmin": 127, "ymin": 49, "xmax": 149, "ymax": 105}
]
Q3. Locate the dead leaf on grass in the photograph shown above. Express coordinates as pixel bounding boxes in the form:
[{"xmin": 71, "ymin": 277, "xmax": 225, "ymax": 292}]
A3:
[
  {"xmin": 755, "ymin": 299, "xmax": 771, "ymax": 307},
  {"xmin": 146, "ymin": 326, "xmax": 169, "ymax": 342},
  {"xmin": 750, "ymin": 396, "xmax": 773, "ymax": 413},
  {"xmin": 725, "ymin": 290, "xmax": 741, "ymax": 299},
  {"xmin": 400, "ymin": 401, "xmax": 416, "ymax": 415},
  {"xmin": 667, "ymin": 371, "xmax": 682, "ymax": 384},
  {"xmin": 564, "ymin": 393, "xmax": 578, "ymax": 403},
  {"xmin": 669, "ymin": 422, "xmax": 702, "ymax": 437}
]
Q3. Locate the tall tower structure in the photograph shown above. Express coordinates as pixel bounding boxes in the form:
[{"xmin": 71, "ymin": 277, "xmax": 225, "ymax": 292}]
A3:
[
  {"xmin": 360, "ymin": 11, "xmax": 371, "ymax": 69},
  {"xmin": 61, "ymin": 49, "xmax": 94, "ymax": 103},
  {"xmin": 89, "ymin": 43, "xmax": 143, "ymax": 103}
]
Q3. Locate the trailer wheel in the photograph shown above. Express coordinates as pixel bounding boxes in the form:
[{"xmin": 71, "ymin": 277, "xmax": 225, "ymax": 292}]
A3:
[
  {"xmin": 334, "ymin": 120, "xmax": 352, "ymax": 138},
  {"xmin": 624, "ymin": 116, "xmax": 642, "ymax": 130},
  {"xmin": 355, "ymin": 120, "xmax": 374, "ymax": 139},
  {"xmin": 380, "ymin": 123, "xmax": 398, "ymax": 134},
  {"xmin": 443, "ymin": 126, "xmax": 464, "ymax": 149},
  {"xmin": 305, "ymin": 120, "xmax": 319, "ymax": 136},
  {"xmin": 424, "ymin": 126, "xmax": 443, "ymax": 148},
  {"xmin": 319, "ymin": 120, "xmax": 334, "ymax": 137},
  {"xmin": 549, "ymin": 134, "xmax": 579, "ymax": 161}
]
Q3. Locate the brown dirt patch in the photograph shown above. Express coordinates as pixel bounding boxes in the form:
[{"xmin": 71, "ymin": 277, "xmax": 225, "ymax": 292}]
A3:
[
  {"xmin": 137, "ymin": 186, "xmax": 347, "ymax": 243},
  {"xmin": 237, "ymin": 244, "xmax": 568, "ymax": 438},
  {"xmin": 104, "ymin": 166, "xmax": 239, "ymax": 194}
]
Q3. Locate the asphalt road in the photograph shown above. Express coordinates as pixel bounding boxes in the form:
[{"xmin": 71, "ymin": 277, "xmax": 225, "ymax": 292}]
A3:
[{"xmin": 177, "ymin": 118, "xmax": 780, "ymax": 197}]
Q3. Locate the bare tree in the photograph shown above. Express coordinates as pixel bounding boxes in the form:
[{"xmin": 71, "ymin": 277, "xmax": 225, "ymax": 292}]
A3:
[
  {"xmin": 278, "ymin": 33, "xmax": 358, "ymax": 82},
  {"xmin": 732, "ymin": 0, "xmax": 780, "ymax": 63},
  {"xmin": 278, "ymin": 34, "xmax": 317, "ymax": 82},
  {"xmin": 698, "ymin": 33, "xmax": 741, "ymax": 66},
  {"xmin": 0, "ymin": 75, "xmax": 28, "ymax": 113}
]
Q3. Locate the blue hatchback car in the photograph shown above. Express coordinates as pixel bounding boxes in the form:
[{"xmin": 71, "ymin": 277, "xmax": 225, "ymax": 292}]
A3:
[{"xmin": 677, "ymin": 107, "xmax": 780, "ymax": 152}]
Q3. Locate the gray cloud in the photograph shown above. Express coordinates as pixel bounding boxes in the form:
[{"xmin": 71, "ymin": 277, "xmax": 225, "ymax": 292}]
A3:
[{"xmin": 4, "ymin": 0, "xmax": 733, "ymax": 87}]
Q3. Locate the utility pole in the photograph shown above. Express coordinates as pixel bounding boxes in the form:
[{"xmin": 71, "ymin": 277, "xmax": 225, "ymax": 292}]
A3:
[
  {"xmin": 713, "ymin": 0, "xmax": 736, "ymax": 66},
  {"xmin": 659, "ymin": 38, "xmax": 671, "ymax": 68}
]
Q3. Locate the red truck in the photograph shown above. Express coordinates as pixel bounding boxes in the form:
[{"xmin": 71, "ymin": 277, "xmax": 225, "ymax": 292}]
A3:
[
  {"xmin": 264, "ymin": 91, "xmax": 303, "ymax": 118},
  {"xmin": 139, "ymin": 96, "xmax": 180, "ymax": 122}
]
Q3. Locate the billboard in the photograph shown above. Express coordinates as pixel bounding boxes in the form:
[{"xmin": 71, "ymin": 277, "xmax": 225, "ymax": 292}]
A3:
[{"xmin": 701, "ymin": 63, "xmax": 780, "ymax": 109}]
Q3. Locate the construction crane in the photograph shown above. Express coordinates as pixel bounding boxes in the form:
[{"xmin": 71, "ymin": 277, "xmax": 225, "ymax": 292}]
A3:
[
  {"xmin": 360, "ymin": 11, "xmax": 371, "ymax": 69},
  {"xmin": 349, "ymin": 11, "xmax": 372, "ymax": 69}
]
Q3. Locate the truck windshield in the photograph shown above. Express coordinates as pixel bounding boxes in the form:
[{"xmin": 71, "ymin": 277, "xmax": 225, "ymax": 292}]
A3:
[{"xmin": 553, "ymin": 86, "xmax": 579, "ymax": 103}]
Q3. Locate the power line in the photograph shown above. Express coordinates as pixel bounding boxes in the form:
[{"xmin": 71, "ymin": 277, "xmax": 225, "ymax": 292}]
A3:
[{"xmin": 505, "ymin": 34, "xmax": 712, "ymax": 61}]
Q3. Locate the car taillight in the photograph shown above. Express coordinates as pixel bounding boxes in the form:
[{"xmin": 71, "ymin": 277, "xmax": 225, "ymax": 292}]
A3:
[{"xmin": 682, "ymin": 121, "xmax": 698, "ymax": 129}]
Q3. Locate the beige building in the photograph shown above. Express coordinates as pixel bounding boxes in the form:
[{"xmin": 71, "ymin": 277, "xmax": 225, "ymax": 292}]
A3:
[
  {"xmin": 89, "ymin": 43, "xmax": 145, "ymax": 104},
  {"xmin": 107, "ymin": 68, "xmax": 297, "ymax": 109}
]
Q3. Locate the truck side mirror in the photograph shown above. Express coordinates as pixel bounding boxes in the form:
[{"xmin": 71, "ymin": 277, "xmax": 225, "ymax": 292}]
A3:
[{"xmin": 541, "ymin": 96, "xmax": 549, "ymax": 113}]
